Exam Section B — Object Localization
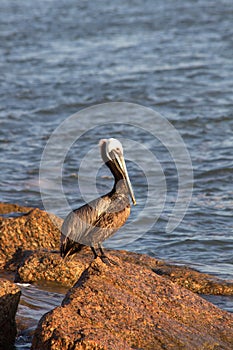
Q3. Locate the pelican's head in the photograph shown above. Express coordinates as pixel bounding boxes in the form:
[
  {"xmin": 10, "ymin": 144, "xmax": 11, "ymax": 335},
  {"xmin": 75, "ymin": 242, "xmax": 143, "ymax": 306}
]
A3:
[{"xmin": 99, "ymin": 138, "xmax": 136, "ymax": 205}]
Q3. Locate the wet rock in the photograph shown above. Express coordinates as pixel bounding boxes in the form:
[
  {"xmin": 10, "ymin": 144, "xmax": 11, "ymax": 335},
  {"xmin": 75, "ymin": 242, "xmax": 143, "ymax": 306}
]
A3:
[
  {"xmin": 0, "ymin": 203, "xmax": 62, "ymax": 270},
  {"xmin": 0, "ymin": 278, "xmax": 21, "ymax": 349},
  {"xmin": 32, "ymin": 257, "xmax": 233, "ymax": 350}
]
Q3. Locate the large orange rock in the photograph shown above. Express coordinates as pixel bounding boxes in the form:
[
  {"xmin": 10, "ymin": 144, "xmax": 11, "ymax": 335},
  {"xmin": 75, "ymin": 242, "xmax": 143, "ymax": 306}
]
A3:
[
  {"xmin": 0, "ymin": 203, "xmax": 62, "ymax": 270},
  {"xmin": 0, "ymin": 278, "xmax": 21, "ymax": 349},
  {"xmin": 32, "ymin": 257, "xmax": 233, "ymax": 350},
  {"xmin": 15, "ymin": 250, "xmax": 89, "ymax": 287}
]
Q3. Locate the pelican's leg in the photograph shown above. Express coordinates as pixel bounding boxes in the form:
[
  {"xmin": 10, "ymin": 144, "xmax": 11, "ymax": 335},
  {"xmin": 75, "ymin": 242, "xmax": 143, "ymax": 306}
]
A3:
[
  {"xmin": 98, "ymin": 244, "xmax": 118, "ymax": 266},
  {"xmin": 91, "ymin": 246, "xmax": 98, "ymax": 259},
  {"xmin": 98, "ymin": 244, "xmax": 106, "ymax": 257}
]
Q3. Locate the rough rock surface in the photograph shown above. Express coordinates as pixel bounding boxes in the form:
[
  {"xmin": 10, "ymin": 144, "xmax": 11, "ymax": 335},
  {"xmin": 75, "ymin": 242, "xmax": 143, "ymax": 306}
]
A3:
[
  {"xmin": 153, "ymin": 263, "xmax": 233, "ymax": 295},
  {"xmin": 15, "ymin": 250, "xmax": 90, "ymax": 287},
  {"xmin": 114, "ymin": 250, "xmax": 233, "ymax": 296},
  {"xmin": 32, "ymin": 257, "xmax": 233, "ymax": 350},
  {"xmin": 0, "ymin": 278, "xmax": 21, "ymax": 349},
  {"xmin": 0, "ymin": 203, "xmax": 62, "ymax": 270},
  {"xmin": 0, "ymin": 202, "xmax": 33, "ymax": 215}
]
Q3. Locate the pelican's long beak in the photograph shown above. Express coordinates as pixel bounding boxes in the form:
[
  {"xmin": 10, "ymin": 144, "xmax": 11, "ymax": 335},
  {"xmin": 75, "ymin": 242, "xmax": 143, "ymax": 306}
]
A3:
[{"xmin": 113, "ymin": 153, "xmax": 136, "ymax": 205}]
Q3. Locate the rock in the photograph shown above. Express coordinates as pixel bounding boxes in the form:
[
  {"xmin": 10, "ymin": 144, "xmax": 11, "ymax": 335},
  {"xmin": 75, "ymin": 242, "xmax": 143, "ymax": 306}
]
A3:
[
  {"xmin": 113, "ymin": 250, "xmax": 233, "ymax": 295},
  {"xmin": 0, "ymin": 203, "xmax": 62, "ymax": 270},
  {"xmin": 153, "ymin": 264, "xmax": 233, "ymax": 295},
  {"xmin": 0, "ymin": 202, "xmax": 33, "ymax": 215},
  {"xmin": 15, "ymin": 250, "xmax": 89, "ymax": 287},
  {"xmin": 0, "ymin": 278, "xmax": 21, "ymax": 349},
  {"xmin": 31, "ymin": 257, "xmax": 233, "ymax": 350}
]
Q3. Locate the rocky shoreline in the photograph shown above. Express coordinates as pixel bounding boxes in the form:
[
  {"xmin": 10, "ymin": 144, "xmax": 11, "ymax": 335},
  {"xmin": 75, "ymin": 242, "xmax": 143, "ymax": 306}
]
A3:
[{"xmin": 0, "ymin": 202, "xmax": 233, "ymax": 349}]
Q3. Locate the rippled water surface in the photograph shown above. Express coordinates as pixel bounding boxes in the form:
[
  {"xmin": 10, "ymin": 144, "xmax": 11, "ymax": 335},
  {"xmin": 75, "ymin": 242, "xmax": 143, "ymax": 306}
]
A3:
[
  {"xmin": 0, "ymin": 0, "xmax": 232, "ymax": 347},
  {"xmin": 15, "ymin": 282, "xmax": 66, "ymax": 349}
]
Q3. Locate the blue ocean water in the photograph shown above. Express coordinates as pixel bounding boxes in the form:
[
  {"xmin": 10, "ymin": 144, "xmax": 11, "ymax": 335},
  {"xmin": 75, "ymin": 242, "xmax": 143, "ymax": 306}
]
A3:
[{"xmin": 0, "ymin": 0, "xmax": 232, "ymax": 347}]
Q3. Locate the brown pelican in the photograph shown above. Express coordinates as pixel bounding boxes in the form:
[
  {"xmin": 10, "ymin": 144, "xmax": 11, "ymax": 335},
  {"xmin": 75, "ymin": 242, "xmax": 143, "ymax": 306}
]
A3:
[{"xmin": 60, "ymin": 138, "xmax": 136, "ymax": 264}]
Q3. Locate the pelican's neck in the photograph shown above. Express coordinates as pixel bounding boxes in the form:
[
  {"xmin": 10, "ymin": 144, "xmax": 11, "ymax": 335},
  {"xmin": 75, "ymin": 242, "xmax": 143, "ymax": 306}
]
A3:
[
  {"xmin": 111, "ymin": 178, "xmax": 128, "ymax": 197},
  {"xmin": 106, "ymin": 160, "xmax": 123, "ymax": 182},
  {"xmin": 105, "ymin": 160, "xmax": 128, "ymax": 196}
]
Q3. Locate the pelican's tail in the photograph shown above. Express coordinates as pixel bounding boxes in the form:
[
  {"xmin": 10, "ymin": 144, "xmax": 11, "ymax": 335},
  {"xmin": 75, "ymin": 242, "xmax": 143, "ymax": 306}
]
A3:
[{"xmin": 60, "ymin": 235, "xmax": 85, "ymax": 259}]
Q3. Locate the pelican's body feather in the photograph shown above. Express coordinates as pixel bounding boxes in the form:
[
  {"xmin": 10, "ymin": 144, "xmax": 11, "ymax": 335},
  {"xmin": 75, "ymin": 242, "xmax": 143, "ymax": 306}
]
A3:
[{"xmin": 61, "ymin": 185, "xmax": 130, "ymax": 247}]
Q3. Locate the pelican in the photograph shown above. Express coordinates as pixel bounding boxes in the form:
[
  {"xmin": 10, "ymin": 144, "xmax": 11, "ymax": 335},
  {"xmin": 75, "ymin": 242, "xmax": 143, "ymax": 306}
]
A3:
[{"xmin": 60, "ymin": 138, "xmax": 136, "ymax": 264}]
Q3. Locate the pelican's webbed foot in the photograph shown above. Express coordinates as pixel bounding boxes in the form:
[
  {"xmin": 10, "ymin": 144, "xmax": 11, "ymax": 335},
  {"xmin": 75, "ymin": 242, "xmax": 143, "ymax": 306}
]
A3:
[
  {"xmin": 99, "ymin": 245, "xmax": 119, "ymax": 266},
  {"xmin": 91, "ymin": 245, "xmax": 118, "ymax": 266},
  {"xmin": 100, "ymin": 254, "xmax": 118, "ymax": 266}
]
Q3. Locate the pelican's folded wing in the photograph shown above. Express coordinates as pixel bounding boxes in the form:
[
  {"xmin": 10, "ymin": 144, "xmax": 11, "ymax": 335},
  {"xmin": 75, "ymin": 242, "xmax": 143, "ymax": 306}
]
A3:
[{"xmin": 61, "ymin": 196, "xmax": 111, "ymax": 246}]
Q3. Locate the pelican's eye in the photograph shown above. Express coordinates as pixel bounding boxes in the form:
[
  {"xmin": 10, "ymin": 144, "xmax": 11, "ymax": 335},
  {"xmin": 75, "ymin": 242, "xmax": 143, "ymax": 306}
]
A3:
[{"xmin": 115, "ymin": 147, "xmax": 122, "ymax": 154}]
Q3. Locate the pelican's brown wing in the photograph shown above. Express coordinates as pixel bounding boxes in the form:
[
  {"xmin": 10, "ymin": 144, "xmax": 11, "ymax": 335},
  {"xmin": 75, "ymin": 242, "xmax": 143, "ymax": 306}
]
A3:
[
  {"xmin": 61, "ymin": 193, "xmax": 130, "ymax": 248},
  {"xmin": 90, "ymin": 195, "xmax": 130, "ymax": 245}
]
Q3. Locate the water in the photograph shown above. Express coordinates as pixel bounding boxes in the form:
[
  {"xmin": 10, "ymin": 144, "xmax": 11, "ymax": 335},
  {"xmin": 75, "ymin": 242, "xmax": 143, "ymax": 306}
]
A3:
[
  {"xmin": 0, "ymin": 0, "xmax": 232, "ymax": 347},
  {"xmin": 15, "ymin": 281, "xmax": 67, "ymax": 350}
]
